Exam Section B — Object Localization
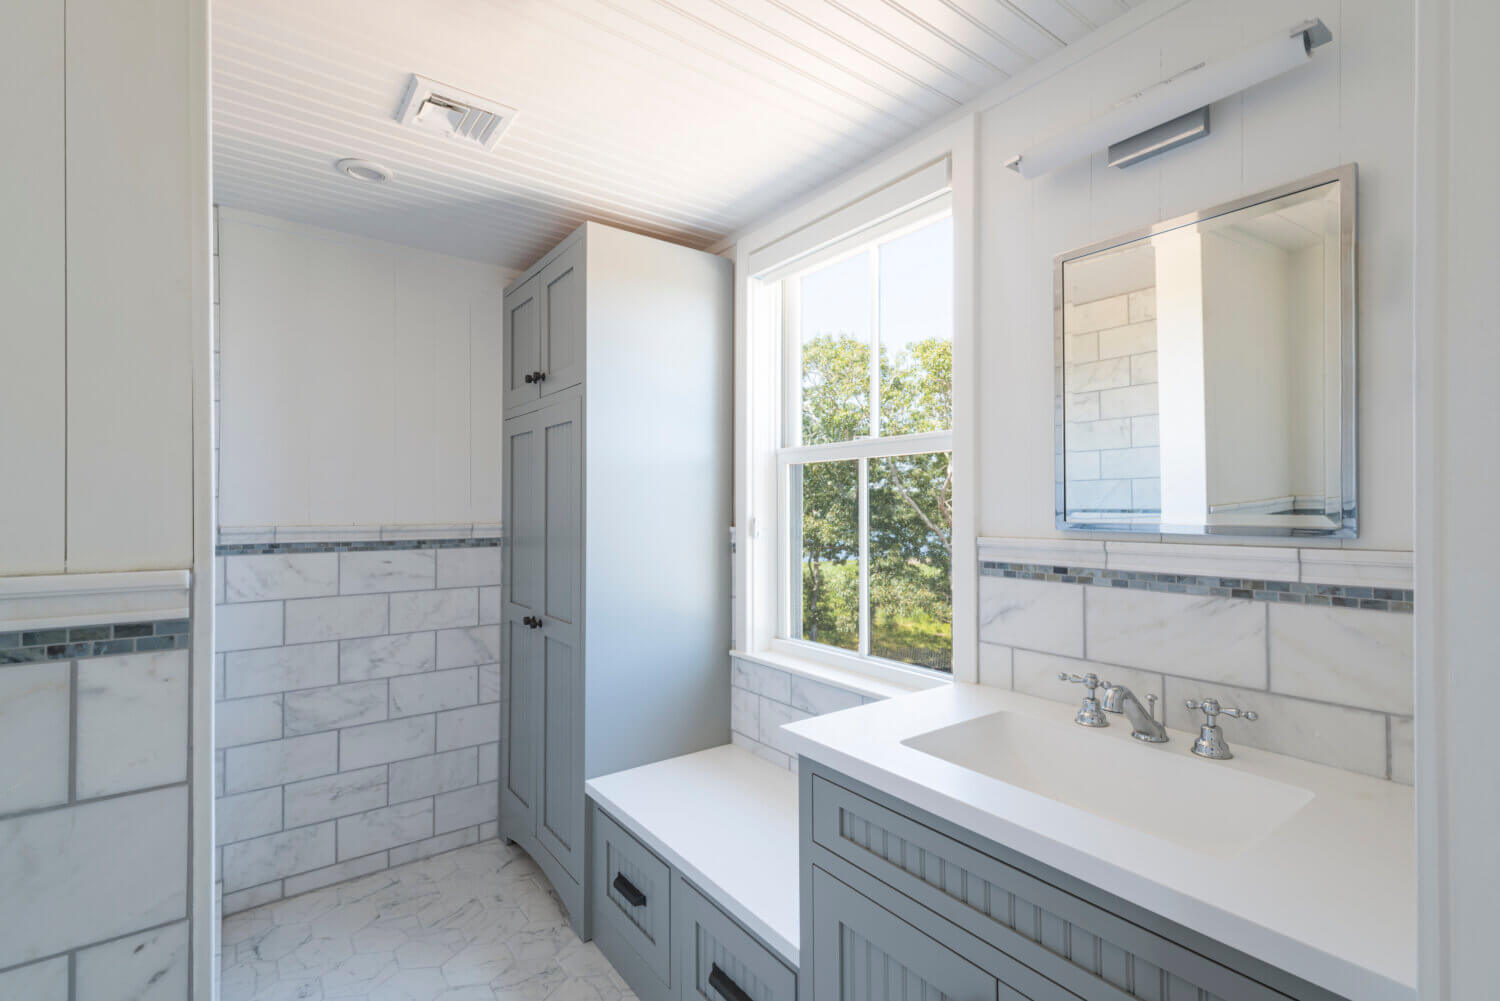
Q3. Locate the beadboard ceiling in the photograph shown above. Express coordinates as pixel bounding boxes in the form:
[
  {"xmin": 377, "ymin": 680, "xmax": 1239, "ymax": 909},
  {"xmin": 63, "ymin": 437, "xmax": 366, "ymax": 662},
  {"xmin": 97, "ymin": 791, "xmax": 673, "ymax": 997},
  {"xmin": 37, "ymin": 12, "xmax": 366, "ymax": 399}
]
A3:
[{"xmin": 213, "ymin": 0, "xmax": 1142, "ymax": 269}]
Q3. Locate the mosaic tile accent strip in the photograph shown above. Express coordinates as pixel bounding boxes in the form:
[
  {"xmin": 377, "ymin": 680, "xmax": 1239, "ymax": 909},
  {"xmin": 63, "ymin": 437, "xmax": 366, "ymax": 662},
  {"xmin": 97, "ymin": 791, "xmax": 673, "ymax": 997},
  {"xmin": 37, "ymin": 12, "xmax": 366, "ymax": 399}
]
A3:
[
  {"xmin": 216, "ymin": 536, "xmax": 502, "ymax": 557},
  {"xmin": 0, "ymin": 618, "xmax": 192, "ymax": 664},
  {"xmin": 979, "ymin": 561, "xmax": 1414, "ymax": 613}
]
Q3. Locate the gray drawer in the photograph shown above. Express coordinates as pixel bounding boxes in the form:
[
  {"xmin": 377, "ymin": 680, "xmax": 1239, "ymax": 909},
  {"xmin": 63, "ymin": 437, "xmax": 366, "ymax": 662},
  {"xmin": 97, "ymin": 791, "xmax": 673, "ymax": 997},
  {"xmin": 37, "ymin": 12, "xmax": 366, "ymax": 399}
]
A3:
[
  {"xmin": 674, "ymin": 875, "xmax": 796, "ymax": 1001},
  {"xmin": 811, "ymin": 774, "xmax": 1311, "ymax": 1001},
  {"xmin": 595, "ymin": 809, "xmax": 673, "ymax": 985}
]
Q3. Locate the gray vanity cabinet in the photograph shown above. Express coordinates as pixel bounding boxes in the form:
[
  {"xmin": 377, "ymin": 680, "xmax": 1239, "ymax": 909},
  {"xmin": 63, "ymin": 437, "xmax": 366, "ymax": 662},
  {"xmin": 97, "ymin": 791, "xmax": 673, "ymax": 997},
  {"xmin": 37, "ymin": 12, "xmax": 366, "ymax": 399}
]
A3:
[
  {"xmin": 809, "ymin": 867, "xmax": 1007, "ymax": 1001},
  {"xmin": 800, "ymin": 762, "xmax": 1351, "ymax": 1001},
  {"xmin": 499, "ymin": 222, "xmax": 732, "ymax": 935}
]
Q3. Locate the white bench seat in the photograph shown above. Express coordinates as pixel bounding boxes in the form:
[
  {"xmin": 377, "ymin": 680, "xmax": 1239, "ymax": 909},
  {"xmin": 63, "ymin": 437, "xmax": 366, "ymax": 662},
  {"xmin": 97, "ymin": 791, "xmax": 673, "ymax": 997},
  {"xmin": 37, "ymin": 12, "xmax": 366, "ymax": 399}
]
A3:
[{"xmin": 586, "ymin": 744, "xmax": 800, "ymax": 967}]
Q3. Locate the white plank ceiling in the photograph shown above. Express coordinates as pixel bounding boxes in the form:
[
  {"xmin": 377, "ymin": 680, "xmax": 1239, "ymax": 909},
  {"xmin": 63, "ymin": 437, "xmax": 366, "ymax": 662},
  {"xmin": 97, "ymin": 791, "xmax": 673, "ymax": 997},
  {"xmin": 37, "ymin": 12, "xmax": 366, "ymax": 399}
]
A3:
[{"xmin": 213, "ymin": 0, "xmax": 1142, "ymax": 269}]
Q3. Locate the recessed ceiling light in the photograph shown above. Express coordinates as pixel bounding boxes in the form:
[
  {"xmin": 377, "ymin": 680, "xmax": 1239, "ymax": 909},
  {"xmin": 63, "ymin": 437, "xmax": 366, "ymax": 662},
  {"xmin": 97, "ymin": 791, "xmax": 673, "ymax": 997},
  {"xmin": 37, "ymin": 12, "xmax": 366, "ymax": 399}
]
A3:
[{"xmin": 336, "ymin": 158, "xmax": 392, "ymax": 183}]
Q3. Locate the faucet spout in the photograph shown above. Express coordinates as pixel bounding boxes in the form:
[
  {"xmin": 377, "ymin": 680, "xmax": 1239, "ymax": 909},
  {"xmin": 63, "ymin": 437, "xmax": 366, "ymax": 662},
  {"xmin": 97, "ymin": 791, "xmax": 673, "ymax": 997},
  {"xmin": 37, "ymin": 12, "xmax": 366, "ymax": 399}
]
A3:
[{"xmin": 1107, "ymin": 685, "xmax": 1169, "ymax": 743}]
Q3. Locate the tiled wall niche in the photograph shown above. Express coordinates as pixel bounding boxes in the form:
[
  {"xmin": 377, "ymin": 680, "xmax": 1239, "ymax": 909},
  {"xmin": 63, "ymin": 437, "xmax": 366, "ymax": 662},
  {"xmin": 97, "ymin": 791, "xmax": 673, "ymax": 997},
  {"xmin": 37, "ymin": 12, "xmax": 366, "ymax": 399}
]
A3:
[
  {"xmin": 977, "ymin": 555, "xmax": 1414, "ymax": 783},
  {"xmin": 213, "ymin": 537, "xmax": 503, "ymax": 915},
  {"xmin": 0, "ymin": 629, "xmax": 193, "ymax": 998}
]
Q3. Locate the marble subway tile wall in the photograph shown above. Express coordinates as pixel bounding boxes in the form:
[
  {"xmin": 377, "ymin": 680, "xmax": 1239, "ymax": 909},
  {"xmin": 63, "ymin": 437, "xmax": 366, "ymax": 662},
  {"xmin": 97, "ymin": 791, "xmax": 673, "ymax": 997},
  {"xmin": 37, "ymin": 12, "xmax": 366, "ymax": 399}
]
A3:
[
  {"xmin": 1064, "ymin": 285, "xmax": 1160, "ymax": 514},
  {"xmin": 730, "ymin": 656, "xmax": 886, "ymax": 770},
  {"xmin": 214, "ymin": 538, "xmax": 503, "ymax": 915},
  {"xmin": 978, "ymin": 564, "xmax": 1415, "ymax": 782},
  {"xmin": 0, "ymin": 632, "xmax": 193, "ymax": 997}
]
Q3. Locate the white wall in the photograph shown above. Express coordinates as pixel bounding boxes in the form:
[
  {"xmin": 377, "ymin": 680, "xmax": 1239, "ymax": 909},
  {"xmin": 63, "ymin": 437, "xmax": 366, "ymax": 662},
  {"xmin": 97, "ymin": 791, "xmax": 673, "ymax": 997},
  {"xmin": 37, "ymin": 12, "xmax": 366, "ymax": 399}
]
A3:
[
  {"xmin": 1413, "ymin": 0, "xmax": 1500, "ymax": 996},
  {"xmin": 1, "ymin": 0, "xmax": 202, "ymax": 574},
  {"xmin": 217, "ymin": 210, "xmax": 511, "ymax": 532},
  {"xmin": 0, "ymin": 0, "xmax": 212, "ymax": 997},
  {"xmin": 979, "ymin": 0, "xmax": 1413, "ymax": 550}
]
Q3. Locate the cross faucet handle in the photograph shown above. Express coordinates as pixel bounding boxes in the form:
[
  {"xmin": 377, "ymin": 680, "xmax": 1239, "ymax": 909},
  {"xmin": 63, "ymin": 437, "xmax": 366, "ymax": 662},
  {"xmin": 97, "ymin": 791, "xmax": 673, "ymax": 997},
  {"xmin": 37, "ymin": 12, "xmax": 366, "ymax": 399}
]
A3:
[
  {"xmin": 1185, "ymin": 697, "xmax": 1259, "ymax": 727},
  {"xmin": 1057, "ymin": 671, "xmax": 1102, "ymax": 695},
  {"xmin": 1185, "ymin": 697, "xmax": 1258, "ymax": 759}
]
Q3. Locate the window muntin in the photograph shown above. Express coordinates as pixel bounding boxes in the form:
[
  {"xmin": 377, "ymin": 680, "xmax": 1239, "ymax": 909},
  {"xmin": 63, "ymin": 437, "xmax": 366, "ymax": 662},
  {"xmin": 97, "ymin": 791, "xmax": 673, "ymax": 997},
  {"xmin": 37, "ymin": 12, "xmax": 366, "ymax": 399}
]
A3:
[{"xmin": 778, "ymin": 213, "xmax": 954, "ymax": 676}]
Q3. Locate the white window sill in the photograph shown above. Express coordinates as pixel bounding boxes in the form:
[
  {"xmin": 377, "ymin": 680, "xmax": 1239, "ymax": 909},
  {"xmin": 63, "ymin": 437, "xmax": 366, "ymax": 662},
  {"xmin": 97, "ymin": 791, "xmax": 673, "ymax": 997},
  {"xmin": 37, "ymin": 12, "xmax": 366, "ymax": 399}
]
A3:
[{"xmin": 730, "ymin": 644, "xmax": 948, "ymax": 702}]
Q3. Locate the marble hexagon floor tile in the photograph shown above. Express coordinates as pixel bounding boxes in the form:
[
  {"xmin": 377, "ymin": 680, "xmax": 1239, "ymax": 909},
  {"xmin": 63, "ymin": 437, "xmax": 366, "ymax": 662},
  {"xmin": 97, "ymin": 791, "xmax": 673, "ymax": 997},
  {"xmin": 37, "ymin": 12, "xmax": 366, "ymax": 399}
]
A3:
[{"xmin": 221, "ymin": 841, "xmax": 637, "ymax": 1001}]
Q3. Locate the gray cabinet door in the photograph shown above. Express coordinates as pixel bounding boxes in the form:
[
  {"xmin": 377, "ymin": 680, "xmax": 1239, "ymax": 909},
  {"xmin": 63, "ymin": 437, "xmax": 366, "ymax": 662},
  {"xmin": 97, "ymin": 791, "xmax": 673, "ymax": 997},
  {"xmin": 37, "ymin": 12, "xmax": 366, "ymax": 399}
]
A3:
[
  {"xmin": 810, "ymin": 867, "xmax": 1014, "ymax": 1001},
  {"xmin": 500, "ymin": 411, "xmax": 542, "ymax": 834},
  {"xmin": 538, "ymin": 239, "xmax": 584, "ymax": 396},
  {"xmin": 532, "ymin": 394, "xmax": 586, "ymax": 882},
  {"xmin": 505, "ymin": 275, "xmax": 542, "ymax": 412},
  {"xmin": 499, "ymin": 612, "xmax": 538, "ymax": 833}
]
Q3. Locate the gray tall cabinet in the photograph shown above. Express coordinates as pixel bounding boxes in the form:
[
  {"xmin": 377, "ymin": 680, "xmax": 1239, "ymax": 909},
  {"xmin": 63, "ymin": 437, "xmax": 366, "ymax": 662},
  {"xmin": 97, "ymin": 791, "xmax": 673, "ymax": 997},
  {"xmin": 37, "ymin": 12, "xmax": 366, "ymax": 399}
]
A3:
[{"xmin": 499, "ymin": 222, "xmax": 733, "ymax": 933}]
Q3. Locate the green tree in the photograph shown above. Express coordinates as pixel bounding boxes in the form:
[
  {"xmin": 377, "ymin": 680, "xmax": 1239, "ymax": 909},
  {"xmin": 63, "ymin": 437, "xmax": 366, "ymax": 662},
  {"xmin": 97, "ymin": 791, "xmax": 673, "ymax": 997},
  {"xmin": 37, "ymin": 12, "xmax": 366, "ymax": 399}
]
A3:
[{"xmin": 798, "ymin": 333, "xmax": 953, "ymax": 671}]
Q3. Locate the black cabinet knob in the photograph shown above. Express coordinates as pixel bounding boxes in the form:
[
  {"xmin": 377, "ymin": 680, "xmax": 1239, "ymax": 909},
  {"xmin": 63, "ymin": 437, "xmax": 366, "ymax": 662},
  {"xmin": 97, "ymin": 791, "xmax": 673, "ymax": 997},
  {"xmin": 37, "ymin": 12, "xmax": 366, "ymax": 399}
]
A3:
[
  {"xmin": 534, "ymin": 370, "xmax": 546, "ymax": 383},
  {"xmin": 523, "ymin": 373, "xmax": 535, "ymax": 384}
]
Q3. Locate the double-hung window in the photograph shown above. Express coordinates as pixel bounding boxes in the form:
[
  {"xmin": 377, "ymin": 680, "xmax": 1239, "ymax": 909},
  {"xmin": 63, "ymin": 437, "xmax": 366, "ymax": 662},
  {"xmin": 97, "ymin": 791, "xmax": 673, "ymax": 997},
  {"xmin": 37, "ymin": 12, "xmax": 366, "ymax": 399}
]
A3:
[{"xmin": 774, "ymin": 209, "xmax": 954, "ymax": 676}]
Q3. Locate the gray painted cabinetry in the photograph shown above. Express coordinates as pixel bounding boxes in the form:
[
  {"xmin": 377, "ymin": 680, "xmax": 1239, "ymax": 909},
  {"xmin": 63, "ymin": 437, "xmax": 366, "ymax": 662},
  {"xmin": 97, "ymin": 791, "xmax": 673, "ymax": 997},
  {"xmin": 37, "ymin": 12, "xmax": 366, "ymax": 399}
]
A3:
[
  {"xmin": 499, "ymin": 222, "xmax": 733, "ymax": 934},
  {"xmin": 591, "ymin": 803, "xmax": 798, "ymax": 1001},
  {"xmin": 800, "ymin": 761, "xmax": 1351, "ymax": 1001}
]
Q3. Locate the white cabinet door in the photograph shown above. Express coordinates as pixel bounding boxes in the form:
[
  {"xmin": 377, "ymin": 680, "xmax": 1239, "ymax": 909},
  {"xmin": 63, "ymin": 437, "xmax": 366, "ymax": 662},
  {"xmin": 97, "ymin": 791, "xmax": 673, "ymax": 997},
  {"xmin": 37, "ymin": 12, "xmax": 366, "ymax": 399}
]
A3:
[
  {"xmin": 504, "ymin": 275, "xmax": 542, "ymax": 413},
  {"xmin": 538, "ymin": 240, "xmax": 584, "ymax": 397}
]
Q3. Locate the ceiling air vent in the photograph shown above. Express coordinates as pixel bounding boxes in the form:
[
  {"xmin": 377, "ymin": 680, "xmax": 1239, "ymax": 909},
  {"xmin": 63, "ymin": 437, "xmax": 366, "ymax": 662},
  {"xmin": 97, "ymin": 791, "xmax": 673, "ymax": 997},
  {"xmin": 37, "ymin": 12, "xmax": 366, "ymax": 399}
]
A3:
[{"xmin": 395, "ymin": 74, "xmax": 517, "ymax": 151}]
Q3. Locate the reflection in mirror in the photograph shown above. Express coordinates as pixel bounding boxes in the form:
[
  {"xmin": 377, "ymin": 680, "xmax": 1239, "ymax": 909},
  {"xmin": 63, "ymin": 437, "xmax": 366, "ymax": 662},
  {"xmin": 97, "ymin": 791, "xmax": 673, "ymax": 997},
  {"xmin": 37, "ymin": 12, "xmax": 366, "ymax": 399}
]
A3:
[{"xmin": 1056, "ymin": 167, "xmax": 1354, "ymax": 537}]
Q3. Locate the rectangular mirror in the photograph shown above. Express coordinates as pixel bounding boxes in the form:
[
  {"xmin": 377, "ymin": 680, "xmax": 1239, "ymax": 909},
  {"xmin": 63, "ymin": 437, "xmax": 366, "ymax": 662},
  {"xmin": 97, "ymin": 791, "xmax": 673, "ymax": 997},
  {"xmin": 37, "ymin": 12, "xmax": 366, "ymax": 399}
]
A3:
[{"xmin": 1055, "ymin": 165, "xmax": 1356, "ymax": 537}]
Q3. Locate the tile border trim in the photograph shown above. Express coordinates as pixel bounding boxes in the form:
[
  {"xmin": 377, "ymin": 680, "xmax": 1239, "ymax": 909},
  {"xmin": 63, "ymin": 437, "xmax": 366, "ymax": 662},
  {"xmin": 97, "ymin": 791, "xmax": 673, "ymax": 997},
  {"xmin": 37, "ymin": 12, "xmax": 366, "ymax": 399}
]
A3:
[
  {"xmin": 216, "ymin": 536, "xmax": 502, "ymax": 557},
  {"xmin": 979, "ymin": 561, "xmax": 1414, "ymax": 612},
  {"xmin": 0, "ymin": 570, "xmax": 192, "ymax": 634},
  {"xmin": 0, "ymin": 617, "xmax": 193, "ymax": 664},
  {"xmin": 220, "ymin": 522, "xmax": 502, "ymax": 547}
]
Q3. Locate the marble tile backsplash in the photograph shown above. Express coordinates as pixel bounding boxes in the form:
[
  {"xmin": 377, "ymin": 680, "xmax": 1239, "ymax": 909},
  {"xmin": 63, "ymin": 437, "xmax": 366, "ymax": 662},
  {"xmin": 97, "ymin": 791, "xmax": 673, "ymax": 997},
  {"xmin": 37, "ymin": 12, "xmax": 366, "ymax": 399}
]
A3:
[
  {"xmin": 213, "ymin": 540, "xmax": 503, "ymax": 916},
  {"xmin": 0, "ymin": 639, "xmax": 193, "ymax": 993},
  {"xmin": 978, "ymin": 571, "xmax": 1414, "ymax": 782},
  {"xmin": 730, "ymin": 656, "xmax": 883, "ymax": 770}
]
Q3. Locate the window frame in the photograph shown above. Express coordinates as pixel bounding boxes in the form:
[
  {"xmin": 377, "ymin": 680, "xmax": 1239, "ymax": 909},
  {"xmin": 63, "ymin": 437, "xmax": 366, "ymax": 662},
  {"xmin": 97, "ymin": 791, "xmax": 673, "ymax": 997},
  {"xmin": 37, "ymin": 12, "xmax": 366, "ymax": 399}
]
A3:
[
  {"xmin": 732, "ymin": 119, "xmax": 977, "ymax": 690},
  {"xmin": 773, "ymin": 208, "xmax": 956, "ymax": 682}
]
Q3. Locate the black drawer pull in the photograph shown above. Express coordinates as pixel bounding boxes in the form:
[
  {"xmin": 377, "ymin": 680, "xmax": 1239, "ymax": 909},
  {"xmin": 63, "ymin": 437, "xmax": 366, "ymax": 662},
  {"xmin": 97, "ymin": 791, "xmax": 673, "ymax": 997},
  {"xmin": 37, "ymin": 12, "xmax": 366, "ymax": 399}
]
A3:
[
  {"xmin": 612, "ymin": 872, "xmax": 647, "ymax": 908},
  {"xmin": 709, "ymin": 964, "xmax": 754, "ymax": 1001}
]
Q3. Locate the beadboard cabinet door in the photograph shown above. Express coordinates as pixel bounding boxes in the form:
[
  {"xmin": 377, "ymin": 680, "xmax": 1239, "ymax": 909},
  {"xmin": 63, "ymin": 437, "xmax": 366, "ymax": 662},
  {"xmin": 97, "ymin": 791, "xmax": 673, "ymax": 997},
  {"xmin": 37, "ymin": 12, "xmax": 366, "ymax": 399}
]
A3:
[
  {"xmin": 537, "ymin": 239, "xmax": 584, "ymax": 397},
  {"xmin": 505, "ymin": 274, "xmax": 542, "ymax": 413},
  {"xmin": 809, "ymin": 867, "xmax": 1011, "ymax": 1001}
]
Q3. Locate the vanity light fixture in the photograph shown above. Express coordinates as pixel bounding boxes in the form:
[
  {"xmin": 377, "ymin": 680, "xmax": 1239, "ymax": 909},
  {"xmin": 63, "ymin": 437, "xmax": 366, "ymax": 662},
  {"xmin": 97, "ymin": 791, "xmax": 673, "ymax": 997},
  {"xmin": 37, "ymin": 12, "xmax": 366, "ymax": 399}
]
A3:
[
  {"xmin": 336, "ymin": 158, "xmax": 393, "ymax": 183},
  {"xmin": 1005, "ymin": 18, "xmax": 1333, "ymax": 178}
]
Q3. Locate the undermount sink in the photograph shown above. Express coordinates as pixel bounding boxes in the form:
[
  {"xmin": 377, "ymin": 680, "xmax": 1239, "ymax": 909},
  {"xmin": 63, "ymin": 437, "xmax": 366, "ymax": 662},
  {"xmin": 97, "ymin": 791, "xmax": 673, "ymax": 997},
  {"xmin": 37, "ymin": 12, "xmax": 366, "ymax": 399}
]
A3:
[{"xmin": 901, "ymin": 710, "xmax": 1314, "ymax": 858}]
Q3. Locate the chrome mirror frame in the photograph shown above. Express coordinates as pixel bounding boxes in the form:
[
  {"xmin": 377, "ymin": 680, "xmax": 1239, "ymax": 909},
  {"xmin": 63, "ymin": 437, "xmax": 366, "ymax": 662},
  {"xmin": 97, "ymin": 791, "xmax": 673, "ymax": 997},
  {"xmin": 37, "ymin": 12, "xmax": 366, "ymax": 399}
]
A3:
[{"xmin": 1053, "ymin": 163, "xmax": 1357, "ymax": 538}]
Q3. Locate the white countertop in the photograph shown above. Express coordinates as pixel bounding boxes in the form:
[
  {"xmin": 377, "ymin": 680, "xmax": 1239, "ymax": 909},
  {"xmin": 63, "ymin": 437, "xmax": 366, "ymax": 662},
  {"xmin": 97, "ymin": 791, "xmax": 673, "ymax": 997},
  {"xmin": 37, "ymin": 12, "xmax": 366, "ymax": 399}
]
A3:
[
  {"xmin": 781, "ymin": 683, "xmax": 1416, "ymax": 1001},
  {"xmin": 585, "ymin": 744, "xmax": 801, "ymax": 967}
]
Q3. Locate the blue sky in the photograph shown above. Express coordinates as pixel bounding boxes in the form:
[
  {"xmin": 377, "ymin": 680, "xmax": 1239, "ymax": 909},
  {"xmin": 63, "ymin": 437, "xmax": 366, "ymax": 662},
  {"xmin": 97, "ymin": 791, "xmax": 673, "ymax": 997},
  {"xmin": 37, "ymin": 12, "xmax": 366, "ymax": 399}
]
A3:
[{"xmin": 799, "ymin": 215, "xmax": 954, "ymax": 359}]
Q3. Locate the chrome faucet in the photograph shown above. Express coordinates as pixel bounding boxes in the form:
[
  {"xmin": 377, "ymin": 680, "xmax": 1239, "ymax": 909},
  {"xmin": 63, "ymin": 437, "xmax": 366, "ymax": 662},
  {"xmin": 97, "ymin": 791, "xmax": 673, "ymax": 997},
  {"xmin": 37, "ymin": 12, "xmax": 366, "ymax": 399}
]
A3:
[
  {"xmin": 1056, "ymin": 672, "xmax": 1108, "ymax": 727},
  {"xmin": 1184, "ymin": 698, "xmax": 1258, "ymax": 759},
  {"xmin": 1099, "ymin": 682, "xmax": 1168, "ymax": 743}
]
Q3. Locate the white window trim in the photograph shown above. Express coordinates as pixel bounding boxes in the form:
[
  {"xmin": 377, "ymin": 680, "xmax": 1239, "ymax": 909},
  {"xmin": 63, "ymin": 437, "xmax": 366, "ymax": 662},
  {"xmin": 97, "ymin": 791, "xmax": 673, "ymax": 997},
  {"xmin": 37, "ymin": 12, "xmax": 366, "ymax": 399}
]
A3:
[{"xmin": 729, "ymin": 114, "xmax": 979, "ymax": 687}]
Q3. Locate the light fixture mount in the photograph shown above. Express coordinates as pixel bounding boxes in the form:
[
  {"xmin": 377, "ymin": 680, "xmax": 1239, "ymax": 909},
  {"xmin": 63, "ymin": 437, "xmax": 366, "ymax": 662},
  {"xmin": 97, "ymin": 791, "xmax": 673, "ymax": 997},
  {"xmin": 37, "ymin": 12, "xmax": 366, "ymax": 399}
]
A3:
[
  {"xmin": 1005, "ymin": 17, "xmax": 1332, "ymax": 178},
  {"xmin": 336, "ymin": 158, "xmax": 393, "ymax": 183}
]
